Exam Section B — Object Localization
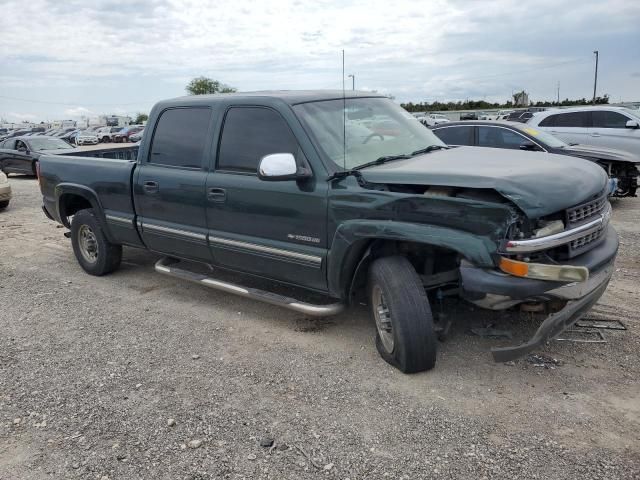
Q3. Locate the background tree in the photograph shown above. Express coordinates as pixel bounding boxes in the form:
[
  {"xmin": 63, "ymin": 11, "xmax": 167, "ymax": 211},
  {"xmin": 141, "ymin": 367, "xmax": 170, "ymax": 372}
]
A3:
[
  {"xmin": 134, "ymin": 112, "xmax": 148, "ymax": 124},
  {"xmin": 401, "ymin": 94, "xmax": 609, "ymax": 112},
  {"xmin": 186, "ymin": 76, "xmax": 237, "ymax": 95}
]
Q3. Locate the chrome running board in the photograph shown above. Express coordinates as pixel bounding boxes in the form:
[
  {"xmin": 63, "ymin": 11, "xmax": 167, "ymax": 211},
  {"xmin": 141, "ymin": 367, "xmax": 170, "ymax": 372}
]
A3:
[{"xmin": 154, "ymin": 257, "xmax": 344, "ymax": 317}]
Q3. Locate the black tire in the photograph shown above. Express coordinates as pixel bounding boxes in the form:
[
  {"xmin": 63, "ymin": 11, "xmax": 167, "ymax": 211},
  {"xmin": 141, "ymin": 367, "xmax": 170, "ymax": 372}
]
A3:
[
  {"xmin": 0, "ymin": 200, "xmax": 9, "ymax": 210},
  {"xmin": 71, "ymin": 209, "xmax": 122, "ymax": 276},
  {"xmin": 31, "ymin": 160, "xmax": 37, "ymax": 176},
  {"xmin": 368, "ymin": 256, "xmax": 437, "ymax": 373}
]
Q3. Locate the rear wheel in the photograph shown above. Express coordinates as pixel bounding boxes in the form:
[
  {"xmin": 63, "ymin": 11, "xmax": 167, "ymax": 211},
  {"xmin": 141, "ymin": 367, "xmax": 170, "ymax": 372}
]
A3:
[
  {"xmin": 71, "ymin": 209, "xmax": 122, "ymax": 276},
  {"xmin": 368, "ymin": 256, "xmax": 437, "ymax": 373},
  {"xmin": 0, "ymin": 200, "xmax": 9, "ymax": 210}
]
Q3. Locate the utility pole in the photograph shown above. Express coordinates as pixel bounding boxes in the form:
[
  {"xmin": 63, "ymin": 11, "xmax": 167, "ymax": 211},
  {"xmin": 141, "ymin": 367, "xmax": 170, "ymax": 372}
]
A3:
[
  {"xmin": 556, "ymin": 81, "xmax": 560, "ymax": 104},
  {"xmin": 592, "ymin": 50, "xmax": 599, "ymax": 104},
  {"xmin": 347, "ymin": 74, "xmax": 355, "ymax": 90}
]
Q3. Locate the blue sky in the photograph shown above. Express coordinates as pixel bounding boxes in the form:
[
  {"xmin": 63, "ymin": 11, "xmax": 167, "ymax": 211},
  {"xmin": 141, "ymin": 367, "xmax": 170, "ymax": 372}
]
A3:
[{"xmin": 1, "ymin": 0, "xmax": 638, "ymax": 122}]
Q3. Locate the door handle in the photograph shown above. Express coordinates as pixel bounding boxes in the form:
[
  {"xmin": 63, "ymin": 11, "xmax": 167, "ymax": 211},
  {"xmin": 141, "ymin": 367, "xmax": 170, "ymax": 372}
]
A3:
[
  {"xmin": 590, "ymin": 132, "xmax": 600, "ymax": 137},
  {"xmin": 143, "ymin": 180, "xmax": 159, "ymax": 193},
  {"xmin": 207, "ymin": 187, "xmax": 226, "ymax": 203}
]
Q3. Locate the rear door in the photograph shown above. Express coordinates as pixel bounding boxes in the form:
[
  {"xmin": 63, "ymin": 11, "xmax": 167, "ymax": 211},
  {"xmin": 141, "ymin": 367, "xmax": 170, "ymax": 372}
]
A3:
[
  {"xmin": 538, "ymin": 111, "xmax": 591, "ymax": 145},
  {"xmin": 205, "ymin": 105, "xmax": 328, "ymax": 291},
  {"xmin": 432, "ymin": 125, "xmax": 475, "ymax": 146},
  {"xmin": 133, "ymin": 107, "xmax": 214, "ymax": 261}
]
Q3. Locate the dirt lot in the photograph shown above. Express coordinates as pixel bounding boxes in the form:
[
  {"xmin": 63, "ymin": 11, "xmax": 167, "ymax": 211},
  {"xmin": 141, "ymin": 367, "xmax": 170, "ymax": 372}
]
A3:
[{"xmin": 1, "ymin": 177, "xmax": 639, "ymax": 480}]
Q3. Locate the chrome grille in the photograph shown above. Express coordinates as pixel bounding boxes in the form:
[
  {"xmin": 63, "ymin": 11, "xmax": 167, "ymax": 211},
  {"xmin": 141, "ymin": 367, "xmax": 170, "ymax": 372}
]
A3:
[
  {"xmin": 570, "ymin": 228, "xmax": 605, "ymax": 250},
  {"xmin": 566, "ymin": 195, "xmax": 607, "ymax": 225}
]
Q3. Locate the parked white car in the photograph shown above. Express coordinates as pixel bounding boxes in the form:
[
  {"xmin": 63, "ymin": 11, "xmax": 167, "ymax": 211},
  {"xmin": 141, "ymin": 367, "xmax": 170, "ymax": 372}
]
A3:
[
  {"xmin": 75, "ymin": 131, "xmax": 99, "ymax": 146},
  {"xmin": 495, "ymin": 110, "xmax": 516, "ymax": 120},
  {"xmin": 528, "ymin": 106, "xmax": 640, "ymax": 156},
  {"xmin": 95, "ymin": 126, "xmax": 123, "ymax": 143},
  {"xmin": 420, "ymin": 114, "xmax": 450, "ymax": 127}
]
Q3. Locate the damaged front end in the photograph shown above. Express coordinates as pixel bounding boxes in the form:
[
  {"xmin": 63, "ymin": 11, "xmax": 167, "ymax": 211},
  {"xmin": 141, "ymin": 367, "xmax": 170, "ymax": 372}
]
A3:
[{"xmin": 460, "ymin": 191, "xmax": 618, "ymax": 362}]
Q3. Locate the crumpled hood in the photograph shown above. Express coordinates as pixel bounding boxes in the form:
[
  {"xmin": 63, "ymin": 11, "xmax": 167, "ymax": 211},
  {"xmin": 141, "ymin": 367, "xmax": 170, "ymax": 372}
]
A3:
[
  {"xmin": 562, "ymin": 144, "xmax": 640, "ymax": 164},
  {"xmin": 359, "ymin": 147, "xmax": 608, "ymax": 218}
]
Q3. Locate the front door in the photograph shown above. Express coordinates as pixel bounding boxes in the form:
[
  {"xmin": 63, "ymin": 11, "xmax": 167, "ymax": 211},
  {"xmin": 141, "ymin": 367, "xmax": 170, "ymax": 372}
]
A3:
[
  {"xmin": 0, "ymin": 139, "xmax": 33, "ymax": 175},
  {"xmin": 205, "ymin": 106, "xmax": 328, "ymax": 292},
  {"xmin": 591, "ymin": 110, "xmax": 640, "ymax": 155},
  {"xmin": 134, "ymin": 107, "xmax": 214, "ymax": 261}
]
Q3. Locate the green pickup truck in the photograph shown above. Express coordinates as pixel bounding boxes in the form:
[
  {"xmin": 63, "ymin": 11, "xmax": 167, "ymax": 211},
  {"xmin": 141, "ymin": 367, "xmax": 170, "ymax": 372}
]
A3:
[{"xmin": 39, "ymin": 91, "xmax": 618, "ymax": 373}]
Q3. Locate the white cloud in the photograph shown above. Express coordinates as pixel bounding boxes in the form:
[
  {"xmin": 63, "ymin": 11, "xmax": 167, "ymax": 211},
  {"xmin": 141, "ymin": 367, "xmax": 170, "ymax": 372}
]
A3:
[
  {"xmin": 0, "ymin": 0, "xmax": 638, "ymax": 120},
  {"xmin": 63, "ymin": 106, "xmax": 94, "ymax": 117}
]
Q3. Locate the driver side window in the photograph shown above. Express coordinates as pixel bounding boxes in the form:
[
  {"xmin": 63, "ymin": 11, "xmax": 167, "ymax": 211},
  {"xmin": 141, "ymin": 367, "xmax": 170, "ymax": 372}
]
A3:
[{"xmin": 217, "ymin": 107, "xmax": 298, "ymax": 173}]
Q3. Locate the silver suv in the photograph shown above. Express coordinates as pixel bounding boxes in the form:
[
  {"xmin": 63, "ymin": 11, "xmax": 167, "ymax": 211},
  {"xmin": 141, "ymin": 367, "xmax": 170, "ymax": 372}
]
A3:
[{"xmin": 528, "ymin": 106, "xmax": 640, "ymax": 156}]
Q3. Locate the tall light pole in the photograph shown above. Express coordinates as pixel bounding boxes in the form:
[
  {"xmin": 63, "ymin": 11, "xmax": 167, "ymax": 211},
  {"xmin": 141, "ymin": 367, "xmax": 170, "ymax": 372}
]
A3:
[
  {"xmin": 592, "ymin": 50, "xmax": 599, "ymax": 105},
  {"xmin": 557, "ymin": 81, "xmax": 560, "ymax": 104},
  {"xmin": 347, "ymin": 74, "xmax": 355, "ymax": 90}
]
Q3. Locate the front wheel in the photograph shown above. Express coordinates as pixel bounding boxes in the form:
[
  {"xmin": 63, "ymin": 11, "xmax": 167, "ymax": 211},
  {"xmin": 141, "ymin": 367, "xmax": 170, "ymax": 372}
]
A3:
[
  {"xmin": 71, "ymin": 209, "xmax": 122, "ymax": 276},
  {"xmin": 368, "ymin": 256, "xmax": 437, "ymax": 373}
]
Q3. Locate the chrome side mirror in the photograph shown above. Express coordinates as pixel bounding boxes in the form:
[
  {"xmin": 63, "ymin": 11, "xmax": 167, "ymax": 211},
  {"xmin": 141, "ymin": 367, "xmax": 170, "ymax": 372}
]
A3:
[
  {"xmin": 258, "ymin": 153, "xmax": 310, "ymax": 181},
  {"xmin": 625, "ymin": 120, "xmax": 639, "ymax": 129}
]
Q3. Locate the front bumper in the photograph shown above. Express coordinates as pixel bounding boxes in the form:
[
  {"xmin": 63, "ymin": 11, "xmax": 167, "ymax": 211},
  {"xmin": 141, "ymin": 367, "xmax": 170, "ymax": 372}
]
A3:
[{"xmin": 461, "ymin": 225, "xmax": 618, "ymax": 362}]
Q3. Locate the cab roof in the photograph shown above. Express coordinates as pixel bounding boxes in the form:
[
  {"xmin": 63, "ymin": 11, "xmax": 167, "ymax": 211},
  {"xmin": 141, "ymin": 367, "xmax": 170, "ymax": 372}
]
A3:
[{"xmin": 159, "ymin": 90, "xmax": 387, "ymax": 107}]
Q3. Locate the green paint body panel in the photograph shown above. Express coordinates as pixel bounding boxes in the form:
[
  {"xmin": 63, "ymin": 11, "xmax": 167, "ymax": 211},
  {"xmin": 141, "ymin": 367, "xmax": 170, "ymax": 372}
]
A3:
[{"xmin": 37, "ymin": 92, "xmax": 606, "ymax": 301}]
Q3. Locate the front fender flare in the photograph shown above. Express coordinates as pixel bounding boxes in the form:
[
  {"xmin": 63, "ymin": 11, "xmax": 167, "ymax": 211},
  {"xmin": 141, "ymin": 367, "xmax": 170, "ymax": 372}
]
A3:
[{"xmin": 327, "ymin": 220, "xmax": 497, "ymax": 299}]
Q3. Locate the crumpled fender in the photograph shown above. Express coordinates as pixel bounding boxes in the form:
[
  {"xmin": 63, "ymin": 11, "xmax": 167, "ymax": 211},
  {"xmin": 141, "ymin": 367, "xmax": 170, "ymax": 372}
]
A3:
[{"xmin": 327, "ymin": 219, "xmax": 497, "ymax": 298}]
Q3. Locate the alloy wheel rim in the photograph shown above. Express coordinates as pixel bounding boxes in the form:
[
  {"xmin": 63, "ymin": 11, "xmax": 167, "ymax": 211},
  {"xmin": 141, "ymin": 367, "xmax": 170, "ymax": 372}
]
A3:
[{"xmin": 372, "ymin": 285, "xmax": 394, "ymax": 353}]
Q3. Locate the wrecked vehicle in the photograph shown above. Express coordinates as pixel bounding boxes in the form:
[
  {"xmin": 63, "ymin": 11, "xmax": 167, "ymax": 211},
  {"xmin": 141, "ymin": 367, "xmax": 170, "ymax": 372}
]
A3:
[
  {"xmin": 431, "ymin": 121, "xmax": 639, "ymax": 197},
  {"xmin": 38, "ymin": 91, "xmax": 618, "ymax": 373}
]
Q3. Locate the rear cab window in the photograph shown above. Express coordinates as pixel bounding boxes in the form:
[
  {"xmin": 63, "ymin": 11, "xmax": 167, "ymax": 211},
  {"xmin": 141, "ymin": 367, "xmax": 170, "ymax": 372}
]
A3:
[{"xmin": 148, "ymin": 108, "xmax": 212, "ymax": 169}]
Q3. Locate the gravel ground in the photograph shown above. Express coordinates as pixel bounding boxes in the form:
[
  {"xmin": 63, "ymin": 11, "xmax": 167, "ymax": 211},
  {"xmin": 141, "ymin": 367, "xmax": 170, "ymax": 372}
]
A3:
[{"xmin": 1, "ymin": 177, "xmax": 639, "ymax": 480}]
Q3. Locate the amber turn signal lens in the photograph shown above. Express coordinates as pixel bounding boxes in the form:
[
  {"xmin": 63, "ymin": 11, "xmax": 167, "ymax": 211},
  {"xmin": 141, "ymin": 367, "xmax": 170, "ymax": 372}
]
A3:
[
  {"xmin": 499, "ymin": 257, "xmax": 589, "ymax": 282},
  {"xmin": 499, "ymin": 257, "xmax": 529, "ymax": 277}
]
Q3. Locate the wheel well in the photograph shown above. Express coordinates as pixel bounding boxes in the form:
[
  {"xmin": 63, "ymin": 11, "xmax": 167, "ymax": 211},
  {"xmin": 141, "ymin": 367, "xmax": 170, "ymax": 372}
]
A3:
[
  {"xmin": 59, "ymin": 194, "xmax": 93, "ymax": 224},
  {"xmin": 348, "ymin": 239, "xmax": 460, "ymax": 302}
]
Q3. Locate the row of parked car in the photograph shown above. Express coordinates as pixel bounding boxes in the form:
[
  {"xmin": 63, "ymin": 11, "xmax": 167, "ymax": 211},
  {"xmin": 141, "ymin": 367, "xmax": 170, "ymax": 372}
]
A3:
[
  {"xmin": 0, "ymin": 124, "xmax": 145, "ymax": 146},
  {"xmin": 417, "ymin": 106, "xmax": 640, "ymax": 198}
]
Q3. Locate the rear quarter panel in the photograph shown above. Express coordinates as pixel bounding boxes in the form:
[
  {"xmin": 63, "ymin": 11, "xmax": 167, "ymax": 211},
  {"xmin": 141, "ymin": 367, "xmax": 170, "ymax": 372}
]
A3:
[{"xmin": 39, "ymin": 155, "xmax": 139, "ymax": 245}]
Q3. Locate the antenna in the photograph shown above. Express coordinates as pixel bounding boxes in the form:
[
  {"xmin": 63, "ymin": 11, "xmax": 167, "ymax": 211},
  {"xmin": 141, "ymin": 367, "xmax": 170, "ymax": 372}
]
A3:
[{"xmin": 342, "ymin": 49, "xmax": 346, "ymax": 170}]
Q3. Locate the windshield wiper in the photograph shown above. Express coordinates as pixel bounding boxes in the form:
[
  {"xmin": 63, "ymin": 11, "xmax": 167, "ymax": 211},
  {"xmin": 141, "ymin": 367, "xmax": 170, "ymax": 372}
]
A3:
[
  {"xmin": 354, "ymin": 154, "xmax": 412, "ymax": 171},
  {"xmin": 410, "ymin": 145, "xmax": 448, "ymax": 156},
  {"xmin": 327, "ymin": 147, "xmax": 447, "ymax": 182},
  {"xmin": 327, "ymin": 154, "xmax": 412, "ymax": 181}
]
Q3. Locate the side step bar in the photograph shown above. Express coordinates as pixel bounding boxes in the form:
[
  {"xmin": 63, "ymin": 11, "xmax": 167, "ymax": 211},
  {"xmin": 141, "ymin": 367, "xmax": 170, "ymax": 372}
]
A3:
[{"xmin": 154, "ymin": 257, "xmax": 345, "ymax": 317}]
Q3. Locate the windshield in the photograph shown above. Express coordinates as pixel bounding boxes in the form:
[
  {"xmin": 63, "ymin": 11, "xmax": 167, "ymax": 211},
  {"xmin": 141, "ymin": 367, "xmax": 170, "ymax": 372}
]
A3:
[
  {"xmin": 27, "ymin": 137, "xmax": 73, "ymax": 151},
  {"xmin": 518, "ymin": 126, "xmax": 568, "ymax": 148},
  {"xmin": 293, "ymin": 97, "xmax": 446, "ymax": 170}
]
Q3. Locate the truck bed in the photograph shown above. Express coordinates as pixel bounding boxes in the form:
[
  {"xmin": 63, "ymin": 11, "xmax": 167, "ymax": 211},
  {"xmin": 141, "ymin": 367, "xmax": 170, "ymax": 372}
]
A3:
[{"xmin": 39, "ymin": 154, "xmax": 137, "ymax": 238}]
